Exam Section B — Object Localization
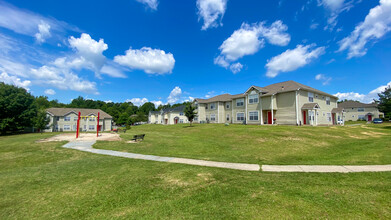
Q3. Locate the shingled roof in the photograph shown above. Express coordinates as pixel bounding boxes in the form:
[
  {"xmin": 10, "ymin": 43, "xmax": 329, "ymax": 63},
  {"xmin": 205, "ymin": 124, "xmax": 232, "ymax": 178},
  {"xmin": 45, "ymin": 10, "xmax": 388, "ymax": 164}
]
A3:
[
  {"xmin": 195, "ymin": 93, "xmax": 245, "ymax": 104},
  {"xmin": 338, "ymin": 100, "xmax": 378, "ymax": 108},
  {"xmin": 149, "ymin": 105, "xmax": 187, "ymax": 114},
  {"xmin": 46, "ymin": 108, "xmax": 113, "ymax": 118}
]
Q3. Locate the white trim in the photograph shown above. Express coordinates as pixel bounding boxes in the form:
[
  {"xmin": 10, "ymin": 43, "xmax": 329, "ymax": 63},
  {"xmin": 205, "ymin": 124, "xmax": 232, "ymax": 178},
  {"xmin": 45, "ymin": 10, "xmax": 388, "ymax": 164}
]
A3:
[
  {"xmin": 260, "ymin": 97, "xmax": 263, "ymax": 125},
  {"xmin": 248, "ymin": 94, "xmax": 259, "ymax": 104},
  {"xmin": 236, "ymin": 98, "xmax": 244, "ymax": 107},
  {"xmin": 217, "ymin": 101, "xmax": 220, "ymax": 123},
  {"xmin": 271, "ymin": 95, "xmax": 274, "ymax": 124},
  {"xmin": 245, "ymin": 96, "xmax": 248, "ymax": 124},
  {"xmin": 236, "ymin": 112, "xmax": 245, "ymax": 121},
  {"xmin": 295, "ymin": 90, "xmax": 299, "ymax": 125},
  {"xmin": 248, "ymin": 111, "xmax": 260, "ymax": 121},
  {"xmin": 231, "ymin": 100, "xmax": 233, "ymax": 123}
]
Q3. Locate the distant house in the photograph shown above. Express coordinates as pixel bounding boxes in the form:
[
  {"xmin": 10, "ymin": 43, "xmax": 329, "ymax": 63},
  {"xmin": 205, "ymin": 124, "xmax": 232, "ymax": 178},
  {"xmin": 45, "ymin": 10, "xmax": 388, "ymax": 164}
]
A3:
[
  {"xmin": 149, "ymin": 105, "xmax": 188, "ymax": 125},
  {"xmin": 194, "ymin": 80, "xmax": 343, "ymax": 126},
  {"xmin": 45, "ymin": 108, "xmax": 113, "ymax": 132},
  {"xmin": 338, "ymin": 101, "xmax": 384, "ymax": 121}
]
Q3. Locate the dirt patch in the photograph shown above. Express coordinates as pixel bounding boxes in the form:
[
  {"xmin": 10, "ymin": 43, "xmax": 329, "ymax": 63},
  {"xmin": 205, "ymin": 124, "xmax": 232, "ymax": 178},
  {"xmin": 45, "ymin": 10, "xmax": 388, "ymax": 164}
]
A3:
[
  {"xmin": 37, "ymin": 133, "xmax": 121, "ymax": 142},
  {"xmin": 279, "ymin": 137, "xmax": 304, "ymax": 141},
  {"xmin": 361, "ymin": 131, "xmax": 386, "ymax": 138}
]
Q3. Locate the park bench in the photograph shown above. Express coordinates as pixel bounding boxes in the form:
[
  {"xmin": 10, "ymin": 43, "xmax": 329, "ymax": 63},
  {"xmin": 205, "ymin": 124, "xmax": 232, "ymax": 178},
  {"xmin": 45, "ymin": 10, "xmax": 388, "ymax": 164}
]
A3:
[{"xmin": 131, "ymin": 134, "xmax": 145, "ymax": 142}]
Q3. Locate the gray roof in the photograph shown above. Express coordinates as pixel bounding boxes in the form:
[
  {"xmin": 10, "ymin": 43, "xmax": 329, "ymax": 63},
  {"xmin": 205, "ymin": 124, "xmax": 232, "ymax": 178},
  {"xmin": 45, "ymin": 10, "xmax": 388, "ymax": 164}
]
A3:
[
  {"xmin": 149, "ymin": 105, "xmax": 186, "ymax": 114},
  {"xmin": 338, "ymin": 100, "xmax": 378, "ymax": 108},
  {"xmin": 301, "ymin": 103, "xmax": 320, "ymax": 109},
  {"xmin": 46, "ymin": 108, "xmax": 112, "ymax": 118},
  {"xmin": 195, "ymin": 80, "xmax": 337, "ymax": 104},
  {"xmin": 332, "ymin": 107, "xmax": 344, "ymax": 113}
]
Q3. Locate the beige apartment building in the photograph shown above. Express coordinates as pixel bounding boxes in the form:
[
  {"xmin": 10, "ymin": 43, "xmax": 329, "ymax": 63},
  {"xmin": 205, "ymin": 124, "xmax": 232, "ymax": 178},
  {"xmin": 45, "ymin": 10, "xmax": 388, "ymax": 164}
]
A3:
[
  {"xmin": 149, "ymin": 105, "xmax": 189, "ymax": 125},
  {"xmin": 45, "ymin": 108, "xmax": 113, "ymax": 132},
  {"xmin": 194, "ymin": 80, "xmax": 343, "ymax": 126},
  {"xmin": 338, "ymin": 101, "xmax": 383, "ymax": 121}
]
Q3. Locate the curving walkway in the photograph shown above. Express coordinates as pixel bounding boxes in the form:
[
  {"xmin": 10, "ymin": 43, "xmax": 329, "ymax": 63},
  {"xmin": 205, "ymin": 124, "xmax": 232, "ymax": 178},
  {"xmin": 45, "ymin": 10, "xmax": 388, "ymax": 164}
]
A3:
[{"xmin": 62, "ymin": 141, "xmax": 391, "ymax": 173}]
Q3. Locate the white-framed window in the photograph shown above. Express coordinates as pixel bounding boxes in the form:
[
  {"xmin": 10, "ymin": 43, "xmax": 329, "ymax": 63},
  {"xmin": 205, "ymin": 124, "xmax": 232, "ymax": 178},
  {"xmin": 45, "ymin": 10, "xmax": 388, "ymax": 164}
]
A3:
[
  {"xmin": 308, "ymin": 92, "xmax": 314, "ymax": 102},
  {"xmin": 358, "ymin": 115, "xmax": 365, "ymax": 120},
  {"xmin": 352, "ymin": 115, "xmax": 355, "ymax": 118},
  {"xmin": 89, "ymin": 125, "xmax": 95, "ymax": 130},
  {"xmin": 236, "ymin": 112, "xmax": 245, "ymax": 121},
  {"xmin": 63, "ymin": 125, "xmax": 71, "ymax": 131},
  {"xmin": 326, "ymin": 97, "xmax": 330, "ymax": 105},
  {"xmin": 89, "ymin": 117, "xmax": 95, "ymax": 121},
  {"xmin": 73, "ymin": 125, "xmax": 76, "ymax": 131},
  {"xmin": 179, "ymin": 119, "xmax": 184, "ymax": 123},
  {"xmin": 226, "ymin": 114, "xmax": 230, "ymax": 121},
  {"xmin": 226, "ymin": 103, "xmax": 230, "ymax": 109},
  {"xmin": 194, "ymin": 117, "xmax": 198, "ymax": 121},
  {"xmin": 210, "ymin": 114, "xmax": 216, "ymax": 121},
  {"xmin": 236, "ymin": 98, "xmax": 244, "ymax": 107},
  {"xmin": 327, "ymin": 113, "xmax": 331, "ymax": 122},
  {"xmin": 357, "ymin": 108, "xmax": 364, "ymax": 112},
  {"xmin": 249, "ymin": 111, "xmax": 259, "ymax": 121},
  {"xmin": 83, "ymin": 125, "xmax": 87, "ymax": 130},
  {"xmin": 74, "ymin": 117, "xmax": 78, "ymax": 121},
  {"xmin": 248, "ymin": 94, "xmax": 258, "ymax": 104},
  {"xmin": 205, "ymin": 104, "xmax": 208, "ymax": 109},
  {"xmin": 210, "ymin": 103, "xmax": 216, "ymax": 110},
  {"xmin": 64, "ymin": 116, "xmax": 71, "ymax": 121},
  {"xmin": 180, "ymin": 112, "xmax": 184, "ymax": 116}
]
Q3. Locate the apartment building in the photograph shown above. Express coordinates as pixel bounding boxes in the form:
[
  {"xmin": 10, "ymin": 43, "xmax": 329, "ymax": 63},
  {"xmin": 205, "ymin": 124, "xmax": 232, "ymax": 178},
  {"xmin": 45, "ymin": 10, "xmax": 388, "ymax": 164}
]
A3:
[
  {"xmin": 338, "ymin": 101, "xmax": 383, "ymax": 121},
  {"xmin": 149, "ymin": 105, "xmax": 189, "ymax": 125}
]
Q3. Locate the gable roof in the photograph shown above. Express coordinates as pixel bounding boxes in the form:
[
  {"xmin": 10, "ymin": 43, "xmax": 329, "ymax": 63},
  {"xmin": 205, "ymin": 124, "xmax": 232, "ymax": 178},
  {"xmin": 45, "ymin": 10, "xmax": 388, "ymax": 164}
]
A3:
[
  {"xmin": 195, "ymin": 93, "xmax": 245, "ymax": 104},
  {"xmin": 46, "ymin": 108, "xmax": 113, "ymax": 118},
  {"xmin": 150, "ymin": 105, "xmax": 186, "ymax": 114},
  {"xmin": 301, "ymin": 103, "xmax": 320, "ymax": 109},
  {"xmin": 337, "ymin": 100, "xmax": 378, "ymax": 108}
]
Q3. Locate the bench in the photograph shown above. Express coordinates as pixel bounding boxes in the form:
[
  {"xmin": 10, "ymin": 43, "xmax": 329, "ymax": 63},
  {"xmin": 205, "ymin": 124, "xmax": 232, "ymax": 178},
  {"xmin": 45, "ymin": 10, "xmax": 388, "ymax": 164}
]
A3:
[{"xmin": 131, "ymin": 134, "xmax": 145, "ymax": 142}]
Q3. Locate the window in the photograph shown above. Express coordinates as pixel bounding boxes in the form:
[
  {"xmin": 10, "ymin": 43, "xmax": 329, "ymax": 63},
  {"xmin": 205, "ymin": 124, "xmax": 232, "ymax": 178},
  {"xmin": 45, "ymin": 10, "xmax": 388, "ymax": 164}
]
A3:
[
  {"xmin": 83, "ymin": 125, "xmax": 87, "ymax": 130},
  {"xmin": 327, "ymin": 113, "xmax": 331, "ymax": 122},
  {"xmin": 64, "ymin": 125, "xmax": 71, "ymax": 131},
  {"xmin": 210, "ymin": 103, "xmax": 216, "ymax": 110},
  {"xmin": 210, "ymin": 114, "xmax": 216, "ymax": 121},
  {"xmin": 74, "ymin": 117, "xmax": 78, "ymax": 121},
  {"xmin": 326, "ymin": 97, "xmax": 330, "ymax": 105},
  {"xmin": 180, "ymin": 112, "xmax": 184, "ymax": 116},
  {"xmin": 64, "ymin": 116, "xmax": 71, "ymax": 121},
  {"xmin": 89, "ymin": 125, "xmax": 95, "ymax": 130},
  {"xmin": 249, "ymin": 111, "xmax": 259, "ymax": 121},
  {"xmin": 358, "ymin": 115, "xmax": 365, "ymax": 120},
  {"xmin": 237, "ymin": 113, "xmax": 245, "ymax": 121},
  {"xmin": 226, "ymin": 103, "xmax": 230, "ymax": 109},
  {"xmin": 179, "ymin": 119, "xmax": 184, "ymax": 123},
  {"xmin": 56, "ymin": 117, "xmax": 60, "ymax": 121},
  {"xmin": 89, "ymin": 117, "xmax": 95, "ymax": 121},
  {"xmin": 205, "ymin": 105, "xmax": 208, "ymax": 110},
  {"xmin": 73, "ymin": 125, "xmax": 76, "ymax": 131},
  {"xmin": 308, "ymin": 92, "xmax": 314, "ymax": 102},
  {"xmin": 194, "ymin": 117, "xmax": 198, "ymax": 121},
  {"xmin": 357, "ymin": 108, "xmax": 364, "ymax": 112},
  {"xmin": 236, "ymin": 98, "xmax": 244, "ymax": 107},
  {"xmin": 226, "ymin": 114, "xmax": 230, "ymax": 121},
  {"xmin": 248, "ymin": 94, "xmax": 258, "ymax": 104}
]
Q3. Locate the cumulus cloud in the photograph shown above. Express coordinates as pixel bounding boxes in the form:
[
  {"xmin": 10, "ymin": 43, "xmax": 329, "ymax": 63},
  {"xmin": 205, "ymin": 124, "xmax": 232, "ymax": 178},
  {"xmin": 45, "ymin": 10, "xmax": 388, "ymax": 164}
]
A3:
[
  {"xmin": 0, "ymin": 71, "xmax": 31, "ymax": 90},
  {"xmin": 136, "ymin": 0, "xmax": 158, "ymax": 10},
  {"xmin": 315, "ymin": 73, "xmax": 332, "ymax": 85},
  {"xmin": 151, "ymin": 100, "xmax": 163, "ymax": 107},
  {"xmin": 167, "ymin": 86, "xmax": 182, "ymax": 104},
  {"xmin": 229, "ymin": 62, "xmax": 243, "ymax": 74},
  {"xmin": 338, "ymin": 0, "xmax": 391, "ymax": 58},
  {"xmin": 34, "ymin": 21, "xmax": 51, "ymax": 43},
  {"xmin": 126, "ymin": 98, "xmax": 149, "ymax": 106},
  {"xmin": 265, "ymin": 44, "xmax": 325, "ymax": 78},
  {"xmin": 114, "ymin": 47, "xmax": 175, "ymax": 74},
  {"xmin": 44, "ymin": 89, "xmax": 56, "ymax": 95},
  {"xmin": 334, "ymin": 81, "xmax": 391, "ymax": 103},
  {"xmin": 197, "ymin": 0, "xmax": 227, "ymax": 30},
  {"xmin": 215, "ymin": 21, "xmax": 290, "ymax": 73}
]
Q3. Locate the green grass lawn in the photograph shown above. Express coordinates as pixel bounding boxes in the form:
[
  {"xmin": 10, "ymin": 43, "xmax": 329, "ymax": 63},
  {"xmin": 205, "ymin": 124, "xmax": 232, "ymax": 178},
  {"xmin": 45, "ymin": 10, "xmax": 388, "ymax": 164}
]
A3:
[
  {"xmin": 94, "ymin": 124, "xmax": 391, "ymax": 165},
  {"xmin": 1, "ymin": 126, "xmax": 391, "ymax": 219}
]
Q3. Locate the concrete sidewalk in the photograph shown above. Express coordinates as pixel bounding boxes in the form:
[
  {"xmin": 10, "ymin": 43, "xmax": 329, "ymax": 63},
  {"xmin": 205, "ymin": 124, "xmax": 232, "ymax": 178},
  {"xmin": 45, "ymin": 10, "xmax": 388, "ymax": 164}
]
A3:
[{"xmin": 62, "ymin": 141, "xmax": 391, "ymax": 173}]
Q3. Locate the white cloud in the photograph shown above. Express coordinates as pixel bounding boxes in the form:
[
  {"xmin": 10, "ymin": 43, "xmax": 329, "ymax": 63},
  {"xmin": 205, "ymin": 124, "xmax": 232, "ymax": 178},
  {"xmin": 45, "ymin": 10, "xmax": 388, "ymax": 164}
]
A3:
[
  {"xmin": 114, "ymin": 47, "xmax": 175, "ymax": 74},
  {"xmin": 167, "ymin": 86, "xmax": 182, "ymax": 104},
  {"xmin": 126, "ymin": 98, "xmax": 149, "ymax": 106},
  {"xmin": 100, "ymin": 64, "xmax": 127, "ymax": 78},
  {"xmin": 34, "ymin": 21, "xmax": 51, "ymax": 43},
  {"xmin": 104, "ymin": 100, "xmax": 113, "ymax": 103},
  {"xmin": 44, "ymin": 89, "xmax": 56, "ymax": 95},
  {"xmin": 0, "ymin": 71, "xmax": 31, "ymax": 90},
  {"xmin": 151, "ymin": 100, "xmax": 163, "ymax": 107},
  {"xmin": 310, "ymin": 23, "xmax": 319, "ymax": 30},
  {"xmin": 229, "ymin": 62, "xmax": 243, "ymax": 74},
  {"xmin": 318, "ymin": 0, "xmax": 355, "ymax": 31},
  {"xmin": 136, "ymin": 0, "xmax": 158, "ymax": 10},
  {"xmin": 69, "ymin": 33, "xmax": 108, "ymax": 76},
  {"xmin": 197, "ymin": 0, "xmax": 227, "ymax": 30},
  {"xmin": 265, "ymin": 44, "xmax": 325, "ymax": 78},
  {"xmin": 315, "ymin": 73, "xmax": 332, "ymax": 85},
  {"xmin": 338, "ymin": 0, "xmax": 391, "ymax": 58},
  {"xmin": 334, "ymin": 81, "xmax": 391, "ymax": 103},
  {"xmin": 215, "ymin": 21, "xmax": 290, "ymax": 73}
]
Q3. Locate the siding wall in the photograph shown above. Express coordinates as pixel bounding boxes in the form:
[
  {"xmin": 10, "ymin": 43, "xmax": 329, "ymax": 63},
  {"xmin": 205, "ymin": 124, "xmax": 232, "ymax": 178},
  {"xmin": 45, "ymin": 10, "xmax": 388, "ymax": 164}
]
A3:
[
  {"xmin": 275, "ymin": 91, "xmax": 296, "ymax": 125},
  {"xmin": 343, "ymin": 107, "xmax": 381, "ymax": 121}
]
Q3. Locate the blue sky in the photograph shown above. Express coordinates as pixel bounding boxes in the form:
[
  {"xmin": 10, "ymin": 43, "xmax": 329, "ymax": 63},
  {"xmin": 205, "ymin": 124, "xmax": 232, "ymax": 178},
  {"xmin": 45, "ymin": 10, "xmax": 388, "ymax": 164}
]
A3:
[{"xmin": 0, "ymin": 0, "xmax": 390, "ymax": 105}]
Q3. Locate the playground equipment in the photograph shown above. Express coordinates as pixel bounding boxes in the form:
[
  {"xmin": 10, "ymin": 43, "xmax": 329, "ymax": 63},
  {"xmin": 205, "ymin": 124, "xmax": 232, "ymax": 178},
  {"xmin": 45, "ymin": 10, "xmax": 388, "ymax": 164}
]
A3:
[{"xmin": 76, "ymin": 112, "xmax": 100, "ymax": 138}]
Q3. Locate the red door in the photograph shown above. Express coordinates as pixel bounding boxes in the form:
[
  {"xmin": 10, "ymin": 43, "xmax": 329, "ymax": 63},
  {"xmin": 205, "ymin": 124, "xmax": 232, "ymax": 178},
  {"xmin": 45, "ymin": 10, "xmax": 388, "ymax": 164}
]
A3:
[
  {"xmin": 302, "ymin": 111, "xmax": 307, "ymax": 125},
  {"xmin": 174, "ymin": 118, "xmax": 178, "ymax": 124},
  {"xmin": 368, "ymin": 115, "xmax": 372, "ymax": 121},
  {"xmin": 267, "ymin": 111, "xmax": 272, "ymax": 124},
  {"xmin": 332, "ymin": 113, "xmax": 336, "ymax": 125}
]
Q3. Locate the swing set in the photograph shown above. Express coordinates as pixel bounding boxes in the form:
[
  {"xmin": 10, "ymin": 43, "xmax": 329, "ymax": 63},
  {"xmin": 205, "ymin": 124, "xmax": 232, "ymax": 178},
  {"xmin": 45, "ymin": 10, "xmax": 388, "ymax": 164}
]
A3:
[{"xmin": 75, "ymin": 112, "xmax": 101, "ymax": 138}]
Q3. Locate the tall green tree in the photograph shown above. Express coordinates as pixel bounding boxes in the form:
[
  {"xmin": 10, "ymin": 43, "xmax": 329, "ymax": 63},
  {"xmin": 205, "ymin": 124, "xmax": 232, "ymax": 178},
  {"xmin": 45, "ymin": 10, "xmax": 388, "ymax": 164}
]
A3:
[
  {"xmin": 378, "ymin": 86, "xmax": 391, "ymax": 120},
  {"xmin": 184, "ymin": 104, "xmax": 197, "ymax": 127},
  {"xmin": 35, "ymin": 110, "xmax": 50, "ymax": 133},
  {"xmin": 0, "ymin": 83, "xmax": 37, "ymax": 134}
]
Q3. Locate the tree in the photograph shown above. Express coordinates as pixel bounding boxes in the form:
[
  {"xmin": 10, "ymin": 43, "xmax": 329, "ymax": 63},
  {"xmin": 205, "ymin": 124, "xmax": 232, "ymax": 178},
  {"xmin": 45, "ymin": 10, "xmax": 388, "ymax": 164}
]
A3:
[
  {"xmin": 184, "ymin": 104, "xmax": 197, "ymax": 126},
  {"xmin": 0, "ymin": 83, "xmax": 37, "ymax": 134},
  {"xmin": 35, "ymin": 110, "xmax": 50, "ymax": 133},
  {"xmin": 139, "ymin": 102, "xmax": 155, "ymax": 114},
  {"xmin": 378, "ymin": 85, "xmax": 391, "ymax": 120}
]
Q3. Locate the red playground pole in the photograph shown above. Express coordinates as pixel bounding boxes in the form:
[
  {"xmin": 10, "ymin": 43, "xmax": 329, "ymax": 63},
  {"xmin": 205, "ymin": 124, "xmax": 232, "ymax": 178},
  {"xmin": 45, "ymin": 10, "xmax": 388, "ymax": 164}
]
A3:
[
  {"xmin": 76, "ymin": 112, "xmax": 81, "ymax": 138},
  {"xmin": 96, "ymin": 112, "xmax": 100, "ymax": 137}
]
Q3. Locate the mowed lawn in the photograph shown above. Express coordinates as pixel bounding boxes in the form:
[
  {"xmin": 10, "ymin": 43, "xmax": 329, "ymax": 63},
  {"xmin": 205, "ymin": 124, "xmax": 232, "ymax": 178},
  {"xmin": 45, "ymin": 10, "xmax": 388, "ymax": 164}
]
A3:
[
  {"xmin": 95, "ymin": 123, "xmax": 391, "ymax": 165},
  {"xmin": 0, "ymin": 125, "xmax": 390, "ymax": 219}
]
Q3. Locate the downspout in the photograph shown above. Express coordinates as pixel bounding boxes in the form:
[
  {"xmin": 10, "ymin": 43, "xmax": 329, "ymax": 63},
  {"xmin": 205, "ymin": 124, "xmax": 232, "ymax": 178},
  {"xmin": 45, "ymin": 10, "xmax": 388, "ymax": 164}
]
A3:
[
  {"xmin": 245, "ymin": 96, "xmax": 248, "ymax": 124},
  {"xmin": 295, "ymin": 89, "xmax": 299, "ymax": 125},
  {"xmin": 260, "ymin": 94, "xmax": 263, "ymax": 125},
  {"xmin": 271, "ymin": 94, "xmax": 274, "ymax": 124},
  {"xmin": 232, "ymin": 100, "xmax": 234, "ymax": 124},
  {"xmin": 217, "ymin": 101, "xmax": 219, "ymax": 123}
]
